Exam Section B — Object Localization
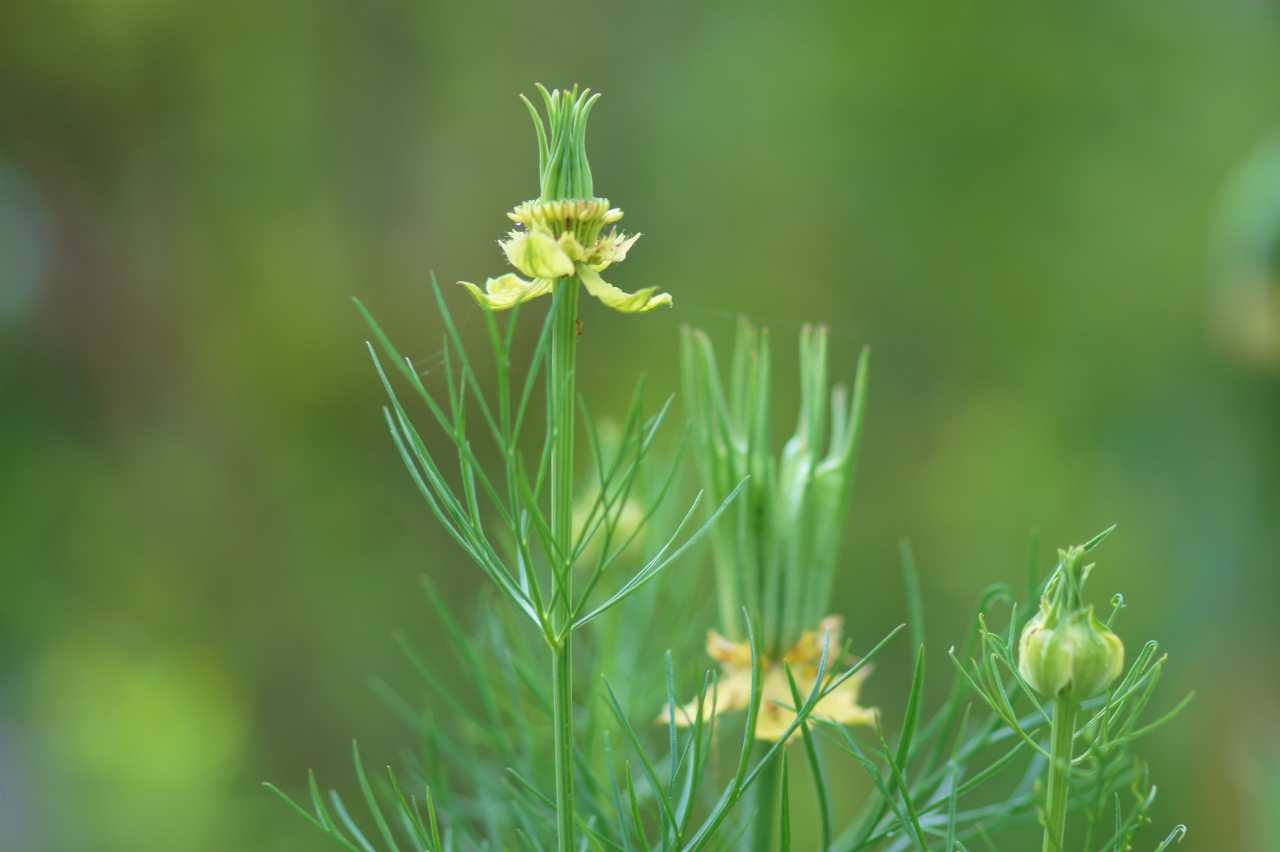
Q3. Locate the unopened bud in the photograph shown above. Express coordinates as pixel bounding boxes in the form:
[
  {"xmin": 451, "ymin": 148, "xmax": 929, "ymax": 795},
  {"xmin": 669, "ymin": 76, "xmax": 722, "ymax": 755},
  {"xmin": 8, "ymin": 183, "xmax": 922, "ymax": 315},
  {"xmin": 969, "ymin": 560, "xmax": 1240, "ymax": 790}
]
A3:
[
  {"xmin": 1018, "ymin": 605, "xmax": 1124, "ymax": 698},
  {"xmin": 1017, "ymin": 544, "xmax": 1125, "ymax": 699}
]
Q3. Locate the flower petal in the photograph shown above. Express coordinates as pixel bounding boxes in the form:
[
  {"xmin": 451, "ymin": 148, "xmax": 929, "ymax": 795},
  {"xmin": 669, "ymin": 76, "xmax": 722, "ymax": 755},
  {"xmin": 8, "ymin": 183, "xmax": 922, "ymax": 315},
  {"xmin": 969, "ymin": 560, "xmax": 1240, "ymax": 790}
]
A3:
[
  {"xmin": 501, "ymin": 230, "xmax": 575, "ymax": 279},
  {"xmin": 558, "ymin": 232, "xmax": 589, "ymax": 263},
  {"xmin": 755, "ymin": 665, "xmax": 875, "ymax": 743},
  {"xmin": 665, "ymin": 663, "xmax": 754, "ymax": 727},
  {"xmin": 706, "ymin": 630, "xmax": 754, "ymax": 668},
  {"xmin": 579, "ymin": 265, "xmax": 672, "ymax": 314},
  {"xmin": 458, "ymin": 274, "xmax": 553, "ymax": 311},
  {"xmin": 590, "ymin": 230, "xmax": 641, "ymax": 271},
  {"xmin": 662, "ymin": 618, "xmax": 876, "ymax": 741},
  {"xmin": 811, "ymin": 671, "xmax": 877, "ymax": 729},
  {"xmin": 784, "ymin": 615, "xmax": 845, "ymax": 665},
  {"xmin": 596, "ymin": 228, "xmax": 645, "ymax": 266}
]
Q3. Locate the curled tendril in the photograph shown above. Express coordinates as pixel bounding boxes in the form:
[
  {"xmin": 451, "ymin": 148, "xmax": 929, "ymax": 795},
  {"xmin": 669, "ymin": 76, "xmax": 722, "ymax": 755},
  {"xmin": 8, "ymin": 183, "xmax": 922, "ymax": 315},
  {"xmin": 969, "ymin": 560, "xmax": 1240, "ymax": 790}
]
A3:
[
  {"xmin": 1154, "ymin": 825, "xmax": 1188, "ymax": 851},
  {"xmin": 1107, "ymin": 593, "xmax": 1126, "ymax": 628}
]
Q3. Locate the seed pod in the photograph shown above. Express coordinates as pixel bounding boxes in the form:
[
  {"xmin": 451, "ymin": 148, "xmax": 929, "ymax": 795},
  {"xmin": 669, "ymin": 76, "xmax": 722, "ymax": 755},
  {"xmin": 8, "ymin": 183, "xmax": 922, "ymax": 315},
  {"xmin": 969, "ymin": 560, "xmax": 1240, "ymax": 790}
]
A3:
[
  {"xmin": 1017, "ymin": 544, "xmax": 1125, "ymax": 699},
  {"xmin": 1018, "ymin": 604, "xmax": 1124, "ymax": 699}
]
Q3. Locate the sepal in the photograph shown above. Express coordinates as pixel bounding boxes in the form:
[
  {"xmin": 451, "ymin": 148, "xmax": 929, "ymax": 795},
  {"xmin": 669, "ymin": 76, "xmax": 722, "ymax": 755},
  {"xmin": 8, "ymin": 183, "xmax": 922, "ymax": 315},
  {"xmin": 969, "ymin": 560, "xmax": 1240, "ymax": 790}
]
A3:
[
  {"xmin": 500, "ymin": 229, "xmax": 576, "ymax": 279},
  {"xmin": 458, "ymin": 274, "xmax": 554, "ymax": 311},
  {"xmin": 589, "ymin": 230, "xmax": 642, "ymax": 271},
  {"xmin": 579, "ymin": 265, "xmax": 672, "ymax": 314}
]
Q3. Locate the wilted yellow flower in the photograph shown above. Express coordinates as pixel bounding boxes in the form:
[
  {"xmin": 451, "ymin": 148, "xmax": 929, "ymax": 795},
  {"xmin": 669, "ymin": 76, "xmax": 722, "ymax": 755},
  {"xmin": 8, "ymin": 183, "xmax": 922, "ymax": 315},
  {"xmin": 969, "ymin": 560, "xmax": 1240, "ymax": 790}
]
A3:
[{"xmin": 664, "ymin": 616, "xmax": 876, "ymax": 743}]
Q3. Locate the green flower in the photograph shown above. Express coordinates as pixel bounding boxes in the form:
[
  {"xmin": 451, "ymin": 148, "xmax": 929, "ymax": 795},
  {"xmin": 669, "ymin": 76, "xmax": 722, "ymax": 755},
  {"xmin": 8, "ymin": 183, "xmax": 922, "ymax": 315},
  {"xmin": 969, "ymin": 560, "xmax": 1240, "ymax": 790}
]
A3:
[{"xmin": 459, "ymin": 86, "xmax": 671, "ymax": 314}]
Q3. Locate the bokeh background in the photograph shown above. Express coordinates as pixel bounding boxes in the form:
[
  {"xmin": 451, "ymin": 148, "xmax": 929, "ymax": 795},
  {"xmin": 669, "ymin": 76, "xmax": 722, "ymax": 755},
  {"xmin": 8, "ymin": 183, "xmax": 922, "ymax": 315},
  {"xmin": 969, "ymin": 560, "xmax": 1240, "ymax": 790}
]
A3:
[{"xmin": 2, "ymin": 3, "xmax": 1279, "ymax": 850}]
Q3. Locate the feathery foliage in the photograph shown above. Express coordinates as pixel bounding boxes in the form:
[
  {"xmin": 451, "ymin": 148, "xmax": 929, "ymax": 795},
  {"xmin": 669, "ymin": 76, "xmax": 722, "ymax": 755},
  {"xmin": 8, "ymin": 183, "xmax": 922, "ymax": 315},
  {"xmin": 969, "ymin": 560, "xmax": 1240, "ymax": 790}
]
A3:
[{"xmin": 268, "ymin": 86, "xmax": 1189, "ymax": 852}]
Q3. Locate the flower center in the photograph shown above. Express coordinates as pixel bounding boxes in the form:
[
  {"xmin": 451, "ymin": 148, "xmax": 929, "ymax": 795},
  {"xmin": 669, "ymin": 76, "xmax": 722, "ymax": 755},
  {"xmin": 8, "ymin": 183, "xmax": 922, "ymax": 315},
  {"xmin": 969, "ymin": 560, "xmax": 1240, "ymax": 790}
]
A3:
[{"xmin": 508, "ymin": 198, "xmax": 623, "ymax": 248}]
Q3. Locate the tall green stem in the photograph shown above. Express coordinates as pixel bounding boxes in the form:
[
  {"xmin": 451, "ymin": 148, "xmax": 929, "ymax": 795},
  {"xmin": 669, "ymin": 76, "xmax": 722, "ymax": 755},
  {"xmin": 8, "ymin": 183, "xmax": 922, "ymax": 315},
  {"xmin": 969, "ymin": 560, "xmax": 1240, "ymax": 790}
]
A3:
[
  {"xmin": 749, "ymin": 745, "xmax": 780, "ymax": 852},
  {"xmin": 552, "ymin": 643, "xmax": 574, "ymax": 852},
  {"xmin": 550, "ymin": 277, "xmax": 580, "ymax": 852},
  {"xmin": 1042, "ymin": 697, "xmax": 1077, "ymax": 852}
]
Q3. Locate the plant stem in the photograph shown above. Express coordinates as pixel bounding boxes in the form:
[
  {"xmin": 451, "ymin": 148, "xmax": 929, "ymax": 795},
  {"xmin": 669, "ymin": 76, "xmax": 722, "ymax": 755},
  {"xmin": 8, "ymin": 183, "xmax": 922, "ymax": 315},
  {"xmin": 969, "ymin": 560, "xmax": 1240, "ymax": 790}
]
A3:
[
  {"xmin": 550, "ymin": 277, "xmax": 580, "ymax": 852},
  {"xmin": 749, "ymin": 744, "xmax": 780, "ymax": 852},
  {"xmin": 552, "ymin": 642, "xmax": 574, "ymax": 852},
  {"xmin": 1042, "ymin": 696, "xmax": 1077, "ymax": 852}
]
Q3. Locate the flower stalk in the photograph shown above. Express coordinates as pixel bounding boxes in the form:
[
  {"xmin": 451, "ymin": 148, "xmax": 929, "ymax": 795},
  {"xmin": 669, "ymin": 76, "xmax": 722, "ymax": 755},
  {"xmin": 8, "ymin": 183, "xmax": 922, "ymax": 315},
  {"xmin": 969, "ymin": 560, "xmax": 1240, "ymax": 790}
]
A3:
[
  {"xmin": 549, "ymin": 275, "xmax": 580, "ymax": 852},
  {"xmin": 500, "ymin": 85, "xmax": 671, "ymax": 852},
  {"xmin": 353, "ymin": 84, "xmax": 680, "ymax": 852},
  {"xmin": 1016, "ymin": 544, "xmax": 1124, "ymax": 851},
  {"xmin": 534, "ymin": 85, "xmax": 600, "ymax": 852},
  {"xmin": 1043, "ymin": 696, "xmax": 1077, "ymax": 852},
  {"xmin": 749, "ymin": 749, "xmax": 782, "ymax": 852}
]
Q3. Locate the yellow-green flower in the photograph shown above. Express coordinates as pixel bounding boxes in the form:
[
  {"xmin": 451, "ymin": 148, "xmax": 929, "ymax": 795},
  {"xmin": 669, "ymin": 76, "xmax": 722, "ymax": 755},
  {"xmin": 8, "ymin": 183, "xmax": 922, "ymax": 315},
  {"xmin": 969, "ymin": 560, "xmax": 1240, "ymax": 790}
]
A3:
[
  {"xmin": 501, "ymin": 228, "xmax": 576, "ymax": 280},
  {"xmin": 462, "ymin": 199, "xmax": 670, "ymax": 314},
  {"xmin": 664, "ymin": 616, "xmax": 876, "ymax": 743},
  {"xmin": 459, "ymin": 86, "xmax": 672, "ymax": 315}
]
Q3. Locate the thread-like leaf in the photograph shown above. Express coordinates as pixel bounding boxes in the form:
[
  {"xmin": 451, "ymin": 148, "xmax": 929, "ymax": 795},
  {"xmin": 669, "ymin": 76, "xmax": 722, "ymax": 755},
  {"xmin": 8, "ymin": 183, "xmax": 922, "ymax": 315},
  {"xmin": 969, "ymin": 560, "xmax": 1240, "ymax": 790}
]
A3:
[
  {"xmin": 781, "ymin": 661, "xmax": 831, "ymax": 852},
  {"xmin": 353, "ymin": 741, "xmax": 402, "ymax": 852}
]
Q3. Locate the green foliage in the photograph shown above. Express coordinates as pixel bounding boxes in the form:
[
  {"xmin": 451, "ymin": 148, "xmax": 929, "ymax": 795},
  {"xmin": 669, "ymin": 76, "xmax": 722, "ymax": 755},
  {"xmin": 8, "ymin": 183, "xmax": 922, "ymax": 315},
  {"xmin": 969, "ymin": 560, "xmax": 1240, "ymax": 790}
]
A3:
[
  {"xmin": 271, "ymin": 281, "xmax": 1190, "ymax": 852},
  {"xmin": 267, "ymin": 89, "xmax": 1189, "ymax": 852},
  {"xmin": 523, "ymin": 84, "xmax": 600, "ymax": 203},
  {"xmin": 951, "ymin": 532, "xmax": 1192, "ymax": 852},
  {"xmin": 681, "ymin": 318, "xmax": 869, "ymax": 654},
  {"xmin": 270, "ymin": 529, "xmax": 1164, "ymax": 852},
  {"xmin": 355, "ymin": 279, "xmax": 732, "ymax": 647},
  {"xmin": 271, "ymin": 585, "xmax": 901, "ymax": 852},
  {"xmin": 818, "ymin": 568, "xmax": 1040, "ymax": 851}
]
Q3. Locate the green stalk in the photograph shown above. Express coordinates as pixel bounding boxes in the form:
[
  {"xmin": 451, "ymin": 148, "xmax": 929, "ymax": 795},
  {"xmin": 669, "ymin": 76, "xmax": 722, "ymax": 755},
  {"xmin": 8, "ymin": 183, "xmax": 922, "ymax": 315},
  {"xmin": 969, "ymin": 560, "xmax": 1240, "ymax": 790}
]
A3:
[
  {"xmin": 552, "ymin": 642, "xmax": 574, "ymax": 852},
  {"xmin": 749, "ymin": 744, "xmax": 780, "ymax": 852},
  {"xmin": 1042, "ymin": 697, "xmax": 1077, "ymax": 852},
  {"xmin": 550, "ymin": 277, "xmax": 580, "ymax": 852}
]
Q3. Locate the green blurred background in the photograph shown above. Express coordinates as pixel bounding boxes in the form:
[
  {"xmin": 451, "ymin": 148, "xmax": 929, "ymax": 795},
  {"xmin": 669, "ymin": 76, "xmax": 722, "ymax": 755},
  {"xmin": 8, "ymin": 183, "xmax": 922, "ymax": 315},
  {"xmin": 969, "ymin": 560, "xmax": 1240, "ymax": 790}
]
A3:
[{"xmin": 2, "ymin": 2, "xmax": 1279, "ymax": 850}]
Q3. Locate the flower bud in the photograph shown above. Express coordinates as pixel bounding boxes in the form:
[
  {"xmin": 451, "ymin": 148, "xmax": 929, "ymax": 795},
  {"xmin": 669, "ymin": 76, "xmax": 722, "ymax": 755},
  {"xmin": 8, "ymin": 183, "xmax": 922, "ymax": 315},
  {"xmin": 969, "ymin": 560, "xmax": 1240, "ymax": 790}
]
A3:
[
  {"xmin": 1018, "ymin": 604, "xmax": 1124, "ymax": 699},
  {"xmin": 1017, "ymin": 544, "xmax": 1125, "ymax": 699}
]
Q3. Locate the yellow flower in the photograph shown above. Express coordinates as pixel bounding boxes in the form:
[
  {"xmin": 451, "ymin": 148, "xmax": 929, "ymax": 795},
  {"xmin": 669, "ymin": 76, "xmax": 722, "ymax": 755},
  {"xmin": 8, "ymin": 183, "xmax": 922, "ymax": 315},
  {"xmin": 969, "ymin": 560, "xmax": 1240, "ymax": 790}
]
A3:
[
  {"xmin": 461, "ymin": 199, "xmax": 671, "ymax": 314},
  {"xmin": 663, "ymin": 616, "xmax": 877, "ymax": 743},
  {"xmin": 589, "ymin": 228, "xmax": 641, "ymax": 271},
  {"xmin": 460, "ymin": 86, "xmax": 672, "ymax": 315},
  {"xmin": 501, "ymin": 228, "xmax": 576, "ymax": 280}
]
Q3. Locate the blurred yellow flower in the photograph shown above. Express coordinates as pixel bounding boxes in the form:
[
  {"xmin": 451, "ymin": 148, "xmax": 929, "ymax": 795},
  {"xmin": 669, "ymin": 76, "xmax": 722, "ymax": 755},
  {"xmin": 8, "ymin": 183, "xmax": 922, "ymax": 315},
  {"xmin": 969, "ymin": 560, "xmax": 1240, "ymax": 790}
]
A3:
[{"xmin": 665, "ymin": 615, "xmax": 877, "ymax": 743}]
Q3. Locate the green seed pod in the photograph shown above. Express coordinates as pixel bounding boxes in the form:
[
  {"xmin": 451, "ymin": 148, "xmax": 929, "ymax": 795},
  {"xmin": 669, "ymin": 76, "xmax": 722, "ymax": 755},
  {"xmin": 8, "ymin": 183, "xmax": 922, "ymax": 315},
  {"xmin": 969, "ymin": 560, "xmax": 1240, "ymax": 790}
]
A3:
[
  {"xmin": 1017, "ymin": 544, "xmax": 1125, "ymax": 699},
  {"xmin": 1018, "ymin": 604, "xmax": 1124, "ymax": 698}
]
